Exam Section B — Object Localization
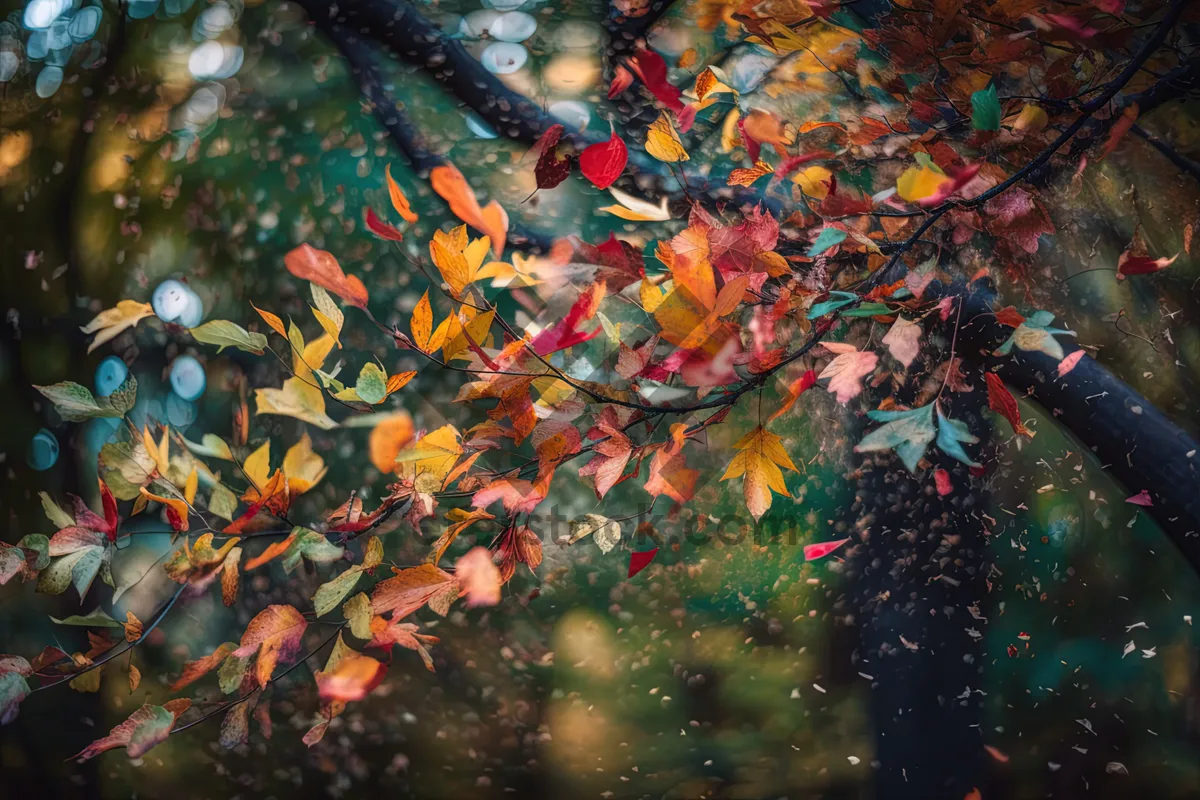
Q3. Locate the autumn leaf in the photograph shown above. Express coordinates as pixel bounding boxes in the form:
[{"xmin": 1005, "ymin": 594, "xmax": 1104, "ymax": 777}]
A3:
[
  {"xmin": 73, "ymin": 699, "xmax": 191, "ymax": 761},
  {"xmin": 139, "ymin": 487, "xmax": 190, "ymax": 532},
  {"xmin": 599, "ymin": 186, "xmax": 672, "ymax": 221},
  {"xmin": 985, "ymin": 373, "xmax": 1034, "ymax": 438},
  {"xmin": 251, "ymin": 302, "xmax": 287, "ymax": 338},
  {"xmin": 410, "ymin": 290, "xmax": 433, "ymax": 353},
  {"xmin": 81, "ymin": 300, "xmax": 155, "ymax": 353},
  {"xmin": 364, "ymin": 207, "xmax": 404, "ymax": 241},
  {"xmin": 579, "ymin": 127, "xmax": 628, "ymax": 189},
  {"xmin": 532, "ymin": 123, "xmax": 571, "ymax": 190},
  {"xmin": 804, "ymin": 538, "xmax": 849, "ymax": 561},
  {"xmin": 430, "ymin": 163, "xmax": 507, "ymax": 257},
  {"xmin": 385, "ymin": 163, "xmax": 419, "ymax": 223},
  {"xmin": 881, "ymin": 316, "xmax": 922, "ymax": 368},
  {"xmin": 720, "ymin": 426, "xmax": 798, "ymax": 521},
  {"xmin": 818, "ymin": 342, "xmax": 878, "ymax": 404},
  {"xmin": 628, "ymin": 548, "xmax": 659, "ymax": 578},
  {"xmin": 315, "ymin": 652, "xmax": 387, "ymax": 702},
  {"xmin": 1117, "ymin": 249, "xmax": 1177, "ymax": 277},
  {"xmin": 427, "ymin": 507, "xmax": 494, "ymax": 565},
  {"xmin": 769, "ymin": 369, "xmax": 817, "ymax": 422},
  {"xmin": 429, "ymin": 225, "xmax": 492, "ymax": 298},
  {"xmin": 233, "ymin": 604, "xmax": 308, "ymax": 687},
  {"xmin": 368, "ymin": 412, "xmax": 415, "ymax": 474},
  {"xmin": 854, "ymin": 404, "xmax": 936, "ymax": 472},
  {"xmin": 728, "ymin": 160, "xmax": 773, "ymax": 187},
  {"xmin": 284, "ymin": 244, "xmax": 369, "ymax": 308},
  {"xmin": 645, "ymin": 112, "xmax": 689, "ymax": 162},
  {"xmin": 122, "ymin": 611, "xmax": 143, "ymax": 643},
  {"xmin": 454, "ymin": 547, "xmax": 502, "ymax": 608},
  {"xmin": 371, "ymin": 564, "xmax": 459, "ymax": 620}
]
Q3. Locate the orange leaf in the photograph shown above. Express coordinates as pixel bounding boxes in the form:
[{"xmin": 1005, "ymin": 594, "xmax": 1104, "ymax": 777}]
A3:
[
  {"xmin": 284, "ymin": 244, "xmax": 369, "ymax": 308},
  {"xmin": 728, "ymin": 160, "xmax": 773, "ymax": 187},
  {"xmin": 251, "ymin": 302, "xmax": 287, "ymax": 338},
  {"xmin": 454, "ymin": 546, "xmax": 502, "ymax": 607},
  {"xmin": 369, "ymin": 413, "xmax": 415, "ymax": 474},
  {"xmin": 316, "ymin": 652, "xmax": 387, "ymax": 702},
  {"xmin": 430, "ymin": 163, "xmax": 507, "ymax": 257},
  {"xmin": 233, "ymin": 604, "xmax": 308, "ymax": 687},
  {"xmin": 386, "ymin": 371, "xmax": 417, "ymax": 395},
  {"xmin": 243, "ymin": 532, "xmax": 298, "ymax": 571},
  {"xmin": 410, "ymin": 290, "xmax": 433, "ymax": 352},
  {"xmin": 385, "ymin": 163, "xmax": 419, "ymax": 223},
  {"xmin": 371, "ymin": 564, "xmax": 459, "ymax": 620}
]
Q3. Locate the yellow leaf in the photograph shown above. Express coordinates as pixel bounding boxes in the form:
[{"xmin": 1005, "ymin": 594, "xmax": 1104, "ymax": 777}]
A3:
[
  {"xmin": 721, "ymin": 108, "xmax": 741, "ymax": 153},
  {"xmin": 385, "ymin": 163, "xmax": 419, "ymax": 223},
  {"xmin": 242, "ymin": 440, "xmax": 272, "ymax": 491},
  {"xmin": 896, "ymin": 163, "xmax": 948, "ymax": 203},
  {"xmin": 719, "ymin": 426, "xmax": 797, "ymax": 521},
  {"xmin": 645, "ymin": 112, "xmax": 689, "ymax": 163},
  {"xmin": 395, "ymin": 424, "xmax": 463, "ymax": 486},
  {"xmin": 183, "ymin": 467, "xmax": 198, "ymax": 505},
  {"xmin": 141, "ymin": 425, "xmax": 170, "ymax": 476},
  {"xmin": 255, "ymin": 376, "xmax": 337, "ymax": 430},
  {"xmin": 1011, "ymin": 103, "xmax": 1048, "ymax": 132},
  {"xmin": 139, "ymin": 487, "xmax": 191, "ymax": 531},
  {"xmin": 309, "ymin": 283, "xmax": 344, "ymax": 349},
  {"xmin": 411, "ymin": 290, "xmax": 433, "ymax": 352},
  {"xmin": 430, "ymin": 226, "xmax": 491, "ymax": 298},
  {"xmin": 728, "ymin": 160, "xmax": 773, "ymax": 187},
  {"xmin": 793, "ymin": 165, "xmax": 833, "ymax": 199},
  {"xmin": 81, "ymin": 300, "xmax": 155, "ymax": 354},
  {"xmin": 282, "ymin": 433, "xmax": 328, "ymax": 495},
  {"xmin": 599, "ymin": 186, "xmax": 672, "ymax": 221}
]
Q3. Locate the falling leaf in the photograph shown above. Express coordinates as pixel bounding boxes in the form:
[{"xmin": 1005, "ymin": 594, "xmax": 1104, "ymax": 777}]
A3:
[
  {"xmin": 368, "ymin": 412, "xmax": 415, "ymax": 474},
  {"xmin": 430, "ymin": 163, "xmax": 507, "ymax": 257},
  {"xmin": 628, "ymin": 548, "xmax": 659, "ymax": 578},
  {"xmin": 123, "ymin": 611, "xmax": 143, "ymax": 643},
  {"xmin": 995, "ymin": 310, "xmax": 1075, "ymax": 360},
  {"xmin": 385, "ymin": 163, "xmax": 419, "ymax": 223},
  {"xmin": 804, "ymin": 538, "xmax": 849, "ymax": 561},
  {"xmin": 818, "ymin": 342, "xmax": 878, "ymax": 404},
  {"xmin": 315, "ymin": 652, "xmax": 387, "ymax": 702},
  {"xmin": 127, "ymin": 663, "xmax": 141, "ymax": 693},
  {"xmin": 233, "ymin": 604, "xmax": 308, "ymax": 687},
  {"xmin": 284, "ymin": 244, "xmax": 369, "ymax": 308},
  {"xmin": 1125, "ymin": 489, "xmax": 1153, "ymax": 507},
  {"xmin": 138, "ymin": 488, "xmax": 190, "ymax": 532},
  {"xmin": 568, "ymin": 513, "xmax": 622, "ymax": 553},
  {"xmin": 720, "ymin": 426, "xmax": 798, "ymax": 521},
  {"xmin": 645, "ymin": 112, "xmax": 689, "ymax": 162},
  {"xmin": 580, "ymin": 127, "xmax": 628, "ymax": 189},
  {"xmin": 769, "ymin": 370, "xmax": 816, "ymax": 422},
  {"xmin": 80, "ymin": 300, "xmax": 155, "ymax": 354},
  {"xmin": 364, "ymin": 207, "xmax": 404, "ymax": 241},
  {"xmin": 881, "ymin": 316, "xmax": 922, "ymax": 368},
  {"xmin": 728, "ymin": 160, "xmax": 773, "ymax": 187},
  {"xmin": 532, "ymin": 124, "xmax": 571, "ymax": 190},
  {"xmin": 1117, "ymin": 250, "xmax": 1177, "ymax": 277},
  {"xmin": 454, "ymin": 547, "xmax": 502, "ymax": 608},
  {"xmin": 936, "ymin": 408, "xmax": 981, "ymax": 467},
  {"xmin": 1057, "ymin": 350, "xmax": 1085, "ymax": 377},
  {"xmin": 599, "ymin": 186, "xmax": 672, "ymax": 221},
  {"xmin": 984, "ymin": 373, "xmax": 1034, "ymax": 438}
]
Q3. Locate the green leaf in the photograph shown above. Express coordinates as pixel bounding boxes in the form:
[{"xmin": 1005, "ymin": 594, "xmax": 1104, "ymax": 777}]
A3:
[
  {"xmin": 971, "ymin": 84, "xmax": 1001, "ymax": 131},
  {"xmin": 355, "ymin": 363, "xmax": 388, "ymax": 405},
  {"xmin": 841, "ymin": 302, "xmax": 893, "ymax": 318},
  {"xmin": 854, "ymin": 405, "xmax": 936, "ymax": 472},
  {"xmin": 218, "ymin": 652, "xmax": 252, "ymax": 694},
  {"xmin": 109, "ymin": 374, "xmax": 138, "ymax": 416},
  {"xmin": 806, "ymin": 291, "xmax": 858, "ymax": 320},
  {"xmin": 36, "ymin": 546, "xmax": 104, "ymax": 599},
  {"xmin": 935, "ymin": 408, "xmax": 981, "ymax": 467},
  {"xmin": 208, "ymin": 483, "xmax": 239, "ymax": 522},
  {"xmin": 281, "ymin": 528, "xmax": 345, "ymax": 574},
  {"xmin": 189, "ymin": 320, "xmax": 268, "ymax": 354},
  {"xmin": 17, "ymin": 534, "xmax": 50, "ymax": 571},
  {"xmin": 312, "ymin": 565, "xmax": 365, "ymax": 617},
  {"xmin": 0, "ymin": 671, "xmax": 30, "ymax": 726},
  {"xmin": 39, "ymin": 492, "xmax": 75, "ymax": 529},
  {"xmin": 50, "ymin": 607, "xmax": 122, "ymax": 628},
  {"xmin": 34, "ymin": 382, "xmax": 122, "ymax": 423},
  {"xmin": 807, "ymin": 227, "xmax": 848, "ymax": 257}
]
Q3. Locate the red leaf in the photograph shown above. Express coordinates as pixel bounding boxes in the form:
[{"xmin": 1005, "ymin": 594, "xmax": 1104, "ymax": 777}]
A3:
[
  {"xmin": 579, "ymin": 129, "xmax": 628, "ymax": 190},
  {"xmin": 1117, "ymin": 250, "xmax": 1178, "ymax": 276},
  {"xmin": 364, "ymin": 207, "xmax": 404, "ymax": 241},
  {"xmin": 774, "ymin": 151, "xmax": 834, "ymax": 180},
  {"xmin": 804, "ymin": 538, "xmax": 849, "ymax": 561},
  {"xmin": 627, "ymin": 49, "xmax": 684, "ymax": 112},
  {"xmin": 627, "ymin": 548, "xmax": 659, "ymax": 578},
  {"xmin": 533, "ymin": 124, "xmax": 571, "ymax": 190},
  {"xmin": 98, "ymin": 478, "xmax": 119, "ymax": 541},
  {"xmin": 608, "ymin": 65, "xmax": 634, "ymax": 99},
  {"xmin": 934, "ymin": 469, "xmax": 953, "ymax": 496},
  {"xmin": 994, "ymin": 306, "xmax": 1025, "ymax": 327},
  {"xmin": 985, "ymin": 373, "xmax": 1034, "ymax": 439}
]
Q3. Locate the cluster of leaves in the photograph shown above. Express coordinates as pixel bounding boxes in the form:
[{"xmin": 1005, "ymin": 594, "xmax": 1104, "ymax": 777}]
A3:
[{"xmin": 4, "ymin": 0, "xmax": 1193, "ymax": 765}]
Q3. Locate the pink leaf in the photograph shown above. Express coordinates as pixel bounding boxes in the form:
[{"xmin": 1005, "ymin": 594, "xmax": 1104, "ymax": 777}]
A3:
[
  {"xmin": 818, "ymin": 343, "xmax": 878, "ymax": 404},
  {"xmin": 455, "ymin": 547, "xmax": 502, "ymax": 608},
  {"xmin": 934, "ymin": 469, "xmax": 953, "ymax": 496},
  {"xmin": 1057, "ymin": 350, "xmax": 1085, "ymax": 377},
  {"xmin": 1125, "ymin": 489, "xmax": 1153, "ymax": 507},
  {"xmin": 804, "ymin": 538, "xmax": 849, "ymax": 561}
]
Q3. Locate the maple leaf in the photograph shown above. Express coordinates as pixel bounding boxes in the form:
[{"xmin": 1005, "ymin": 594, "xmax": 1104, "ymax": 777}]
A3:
[
  {"xmin": 854, "ymin": 405, "xmax": 936, "ymax": 472},
  {"xmin": 983, "ymin": 188, "xmax": 1055, "ymax": 254},
  {"xmin": 429, "ymin": 225, "xmax": 492, "ymax": 299},
  {"xmin": 935, "ymin": 407, "xmax": 981, "ymax": 467},
  {"xmin": 530, "ymin": 281, "xmax": 605, "ymax": 356},
  {"xmin": 721, "ymin": 426, "xmax": 798, "ymax": 521},
  {"xmin": 72, "ymin": 699, "xmax": 191, "ymax": 761},
  {"xmin": 80, "ymin": 300, "xmax": 155, "ymax": 354},
  {"xmin": 645, "ymin": 423, "xmax": 698, "ymax": 504},
  {"xmin": 493, "ymin": 524, "xmax": 543, "ymax": 582},
  {"xmin": 769, "ymin": 369, "xmax": 817, "ymax": 422},
  {"xmin": 371, "ymin": 564, "xmax": 459, "ymax": 620},
  {"xmin": 881, "ymin": 316, "xmax": 922, "ymax": 368},
  {"xmin": 994, "ymin": 310, "xmax": 1075, "ymax": 360},
  {"xmin": 366, "ymin": 617, "xmax": 439, "ymax": 671},
  {"xmin": 233, "ymin": 604, "xmax": 308, "ymax": 687},
  {"xmin": 818, "ymin": 342, "xmax": 879, "ymax": 404},
  {"xmin": 579, "ymin": 408, "xmax": 634, "ymax": 499}
]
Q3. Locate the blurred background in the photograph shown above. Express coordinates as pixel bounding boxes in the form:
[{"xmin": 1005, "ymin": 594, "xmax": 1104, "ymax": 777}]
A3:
[{"xmin": 1, "ymin": 0, "xmax": 1199, "ymax": 797}]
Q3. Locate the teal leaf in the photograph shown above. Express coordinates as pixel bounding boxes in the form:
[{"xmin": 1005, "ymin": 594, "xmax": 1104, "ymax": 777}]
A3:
[
  {"xmin": 854, "ymin": 405, "xmax": 935, "ymax": 472},
  {"xmin": 807, "ymin": 291, "xmax": 858, "ymax": 319},
  {"xmin": 807, "ymin": 227, "xmax": 848, "ymax": 257},
  {"xmin": 971, "ymin": 84, "xmax": 1001, "ymax": 131},
  {"xmin": 936, "ymin": 408, "xmax": 981, "ymax": 467}
]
